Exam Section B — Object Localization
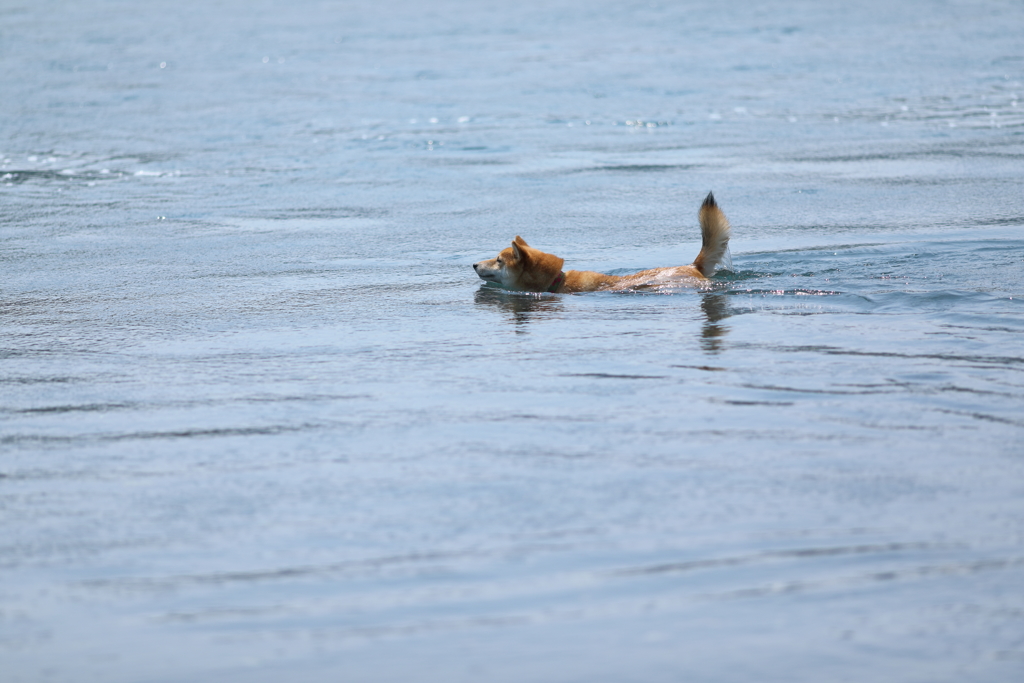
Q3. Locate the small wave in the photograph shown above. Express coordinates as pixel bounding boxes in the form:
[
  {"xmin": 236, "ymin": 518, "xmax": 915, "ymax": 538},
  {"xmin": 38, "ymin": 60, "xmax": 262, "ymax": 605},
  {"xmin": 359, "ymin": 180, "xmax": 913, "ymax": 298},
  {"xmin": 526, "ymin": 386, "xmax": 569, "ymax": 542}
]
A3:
[
  {"xmin": 560, "ymin": 372, "xmax": 667, "ymax": 380},
  {"xmin": 77, "ymin": 549, "xmax": 478, "ymax": 590},
  {"xmin": 0, "ymin": 423, "xmax": 319, "ymax": 446},
  {"xmin": 614, "ymin": 542, "xmax": 943, "ymax": 577},
  {"xmin": 0, "ymin": 169, "xmax": 127, "ymax": 184},
  {"xmin": 727, "ymin": 288, "xmax": 843, "ymax": 296}
]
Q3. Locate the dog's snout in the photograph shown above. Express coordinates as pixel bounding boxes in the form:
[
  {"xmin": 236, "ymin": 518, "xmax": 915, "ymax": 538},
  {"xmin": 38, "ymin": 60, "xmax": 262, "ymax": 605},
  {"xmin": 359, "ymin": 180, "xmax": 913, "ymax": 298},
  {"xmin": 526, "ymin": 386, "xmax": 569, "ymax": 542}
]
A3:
[{"xmin": 472, "ymin": 262, "xmax": 479, "ymax": 271}]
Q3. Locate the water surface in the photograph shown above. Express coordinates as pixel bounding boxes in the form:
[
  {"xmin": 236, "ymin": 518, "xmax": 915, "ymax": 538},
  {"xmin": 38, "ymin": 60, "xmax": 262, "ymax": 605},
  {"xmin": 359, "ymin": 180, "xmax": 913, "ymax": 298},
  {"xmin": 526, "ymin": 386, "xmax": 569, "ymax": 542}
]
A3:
[{"xmin": 2, "ymin": 1, "xmax": 1023, "ymax": 681}]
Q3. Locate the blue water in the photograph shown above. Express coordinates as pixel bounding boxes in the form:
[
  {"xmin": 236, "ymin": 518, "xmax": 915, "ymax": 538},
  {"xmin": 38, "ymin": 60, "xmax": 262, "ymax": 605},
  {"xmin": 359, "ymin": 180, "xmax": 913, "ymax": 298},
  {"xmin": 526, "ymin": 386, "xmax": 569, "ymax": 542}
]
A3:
[{"xmin": 2, "ymin": 1, "xmax": 1024, "ymax": 681}]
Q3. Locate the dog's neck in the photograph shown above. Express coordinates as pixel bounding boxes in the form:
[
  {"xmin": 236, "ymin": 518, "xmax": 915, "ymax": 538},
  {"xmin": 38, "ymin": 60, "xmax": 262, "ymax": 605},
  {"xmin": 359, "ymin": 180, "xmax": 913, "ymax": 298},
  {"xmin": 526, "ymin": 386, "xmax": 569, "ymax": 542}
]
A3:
[{"xmin": 546, "ymin": 271, "xmax": 565, "ymax": 293}]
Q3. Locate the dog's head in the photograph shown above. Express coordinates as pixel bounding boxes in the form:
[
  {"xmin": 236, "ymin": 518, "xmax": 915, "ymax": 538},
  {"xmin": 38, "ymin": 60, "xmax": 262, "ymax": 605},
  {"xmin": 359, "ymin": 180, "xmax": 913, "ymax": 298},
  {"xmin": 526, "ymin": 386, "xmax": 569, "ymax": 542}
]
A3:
[{"xmin": 473, "ymin": 237, "xmax": 565, "ymax": 292}]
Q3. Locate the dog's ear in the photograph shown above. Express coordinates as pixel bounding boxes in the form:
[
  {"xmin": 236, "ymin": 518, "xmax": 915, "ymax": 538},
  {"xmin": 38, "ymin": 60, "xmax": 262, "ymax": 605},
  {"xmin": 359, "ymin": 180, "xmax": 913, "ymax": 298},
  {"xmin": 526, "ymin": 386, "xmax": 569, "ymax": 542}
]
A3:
[{"xmin": 511, "ymin": 238, "xmax": 529, "ymax": 263}]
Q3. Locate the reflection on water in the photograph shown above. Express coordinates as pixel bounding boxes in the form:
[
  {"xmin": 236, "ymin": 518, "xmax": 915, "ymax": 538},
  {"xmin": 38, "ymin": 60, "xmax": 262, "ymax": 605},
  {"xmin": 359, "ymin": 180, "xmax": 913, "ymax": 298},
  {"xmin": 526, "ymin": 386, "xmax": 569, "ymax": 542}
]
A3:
[
  {"xmin": 474, "ymin": 286, "xmax": 565, "ymax": 332},
  {"xmin": 475, "ymin": 286, "xmax": 733, "ymax": 351},
  {"xmin": 700, "ymin": 292, "xmax": 731, "ymax": 354}
]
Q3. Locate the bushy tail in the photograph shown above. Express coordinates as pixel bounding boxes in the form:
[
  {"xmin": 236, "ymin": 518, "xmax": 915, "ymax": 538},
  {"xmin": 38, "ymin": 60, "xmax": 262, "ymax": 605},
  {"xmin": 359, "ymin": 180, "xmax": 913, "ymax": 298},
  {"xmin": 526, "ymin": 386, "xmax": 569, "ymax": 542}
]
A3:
[{"xmin": 691, "ymin": 191, "xmax": 732, "ymax": 277}]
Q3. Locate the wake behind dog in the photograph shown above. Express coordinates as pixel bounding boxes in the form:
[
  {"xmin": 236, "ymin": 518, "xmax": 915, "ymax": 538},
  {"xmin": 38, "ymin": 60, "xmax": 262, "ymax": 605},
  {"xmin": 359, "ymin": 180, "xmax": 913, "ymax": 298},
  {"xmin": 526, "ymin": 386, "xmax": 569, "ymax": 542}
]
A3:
[{"xmin": 473, "ymin": 192, "xmax": 731, "ymax": 293}]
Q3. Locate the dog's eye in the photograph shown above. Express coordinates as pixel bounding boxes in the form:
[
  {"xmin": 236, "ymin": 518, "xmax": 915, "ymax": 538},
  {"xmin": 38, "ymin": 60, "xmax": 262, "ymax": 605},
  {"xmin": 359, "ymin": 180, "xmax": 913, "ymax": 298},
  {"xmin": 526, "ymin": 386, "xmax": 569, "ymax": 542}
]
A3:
[{"xmin": 496, "ymin": 258, "xmax": 503, "ymax": 265}]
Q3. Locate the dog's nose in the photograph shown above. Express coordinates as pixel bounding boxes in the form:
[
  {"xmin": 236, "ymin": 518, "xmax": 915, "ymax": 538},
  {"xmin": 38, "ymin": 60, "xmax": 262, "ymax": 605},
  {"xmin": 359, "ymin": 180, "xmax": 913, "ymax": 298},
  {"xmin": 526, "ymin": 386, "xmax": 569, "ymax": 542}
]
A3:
[{"xmin": 472, "ymin": 262, "xmax": 479, "ymax": 271}]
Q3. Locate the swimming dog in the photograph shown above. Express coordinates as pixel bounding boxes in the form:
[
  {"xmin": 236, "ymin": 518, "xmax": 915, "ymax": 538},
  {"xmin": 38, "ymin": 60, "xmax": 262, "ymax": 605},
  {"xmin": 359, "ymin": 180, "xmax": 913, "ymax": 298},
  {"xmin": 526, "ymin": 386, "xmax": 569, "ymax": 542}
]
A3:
[{"xmin": 473, "ymin": 191, "xmax": 731, "ymax": 293}]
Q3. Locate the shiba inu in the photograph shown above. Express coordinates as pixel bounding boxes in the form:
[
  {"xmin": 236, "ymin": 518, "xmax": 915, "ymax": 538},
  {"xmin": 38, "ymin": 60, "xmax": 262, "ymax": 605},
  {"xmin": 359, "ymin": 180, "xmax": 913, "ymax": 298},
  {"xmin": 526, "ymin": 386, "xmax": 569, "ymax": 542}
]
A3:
[{"xmin": 473, "ymin": 192, "xmax": 732, "ymax": 293}]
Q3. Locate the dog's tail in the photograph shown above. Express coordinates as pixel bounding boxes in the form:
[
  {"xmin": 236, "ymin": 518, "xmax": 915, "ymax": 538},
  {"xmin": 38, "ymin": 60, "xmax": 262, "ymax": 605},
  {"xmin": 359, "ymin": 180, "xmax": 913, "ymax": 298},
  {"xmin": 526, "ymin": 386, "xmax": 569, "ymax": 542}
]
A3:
[{"xmin": 691, "ymin": 191, "xmax": 732, "ymax": 277}]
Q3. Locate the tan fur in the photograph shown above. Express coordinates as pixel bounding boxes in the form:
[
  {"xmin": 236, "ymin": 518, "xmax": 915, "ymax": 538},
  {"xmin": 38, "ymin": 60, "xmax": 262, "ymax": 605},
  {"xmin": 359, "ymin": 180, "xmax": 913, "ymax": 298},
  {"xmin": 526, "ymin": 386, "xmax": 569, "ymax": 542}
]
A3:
[{"xmin": 473, "ymin": 192, "xmax": 732, "ymax": 293}]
